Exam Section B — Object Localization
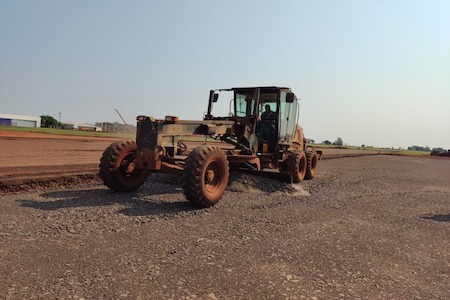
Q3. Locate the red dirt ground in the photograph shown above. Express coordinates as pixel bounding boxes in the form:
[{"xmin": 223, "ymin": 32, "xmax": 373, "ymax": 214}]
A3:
[
  {"xmin": 0, "ymin": 129, "xmax": 411, "ymax": 193},
  {"xmin": 0, "ymin": 130, "xmax": 117, "ymax": 192}
]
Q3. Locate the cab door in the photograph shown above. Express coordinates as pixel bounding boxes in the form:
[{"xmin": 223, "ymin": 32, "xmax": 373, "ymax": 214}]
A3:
[{"xmin": 278, "ymin": 91, "xmax": 298, "ymax": 143}]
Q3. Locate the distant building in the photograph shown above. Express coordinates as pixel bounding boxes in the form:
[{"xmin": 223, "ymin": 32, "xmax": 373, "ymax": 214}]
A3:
[
  {"xmin": 96, "ymin": 122, "xmax": 135, "ymax": 133},
  {"xmin": 0, "ymin": 113, "xmax": 41, "ymax": 128},
  {"xmin": 408, "ymin": 145, "xmax": 431, "ymax": 151},
  {"xmin": 61, "ymin": 122, "xmax": 102, "ymax": 132},
  {"xmin": 96, "ymin": 122, "xmax": 119, "ymax": 132}
]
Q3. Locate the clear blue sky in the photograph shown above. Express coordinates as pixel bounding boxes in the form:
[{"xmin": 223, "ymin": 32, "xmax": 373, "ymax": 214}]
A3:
[{"xmin": 1, "ymin": 0, "xmax": 449, "ymax": 149}]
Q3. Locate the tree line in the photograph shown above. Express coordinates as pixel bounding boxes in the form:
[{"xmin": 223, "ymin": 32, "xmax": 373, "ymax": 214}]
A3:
[{"xmin": 40, "ymin": 115, "xmax": 62, "ymax": 128}]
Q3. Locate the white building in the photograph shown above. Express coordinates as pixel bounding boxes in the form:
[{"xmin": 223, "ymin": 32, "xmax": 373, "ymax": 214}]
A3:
[
  {"xmin": 62, "ymin": 122, "xmax": 102, "ymax": 132},
  {"xmin": 0, "ymin": 113, "xmax": 41, "ymax": 128}
]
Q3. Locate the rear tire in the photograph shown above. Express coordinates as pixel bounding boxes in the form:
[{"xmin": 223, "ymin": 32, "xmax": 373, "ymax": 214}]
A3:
[
  {"xmin": 305, "ymin": 150, "xmax": 318, "ymax": 180},
  {"xmin": 182, "ymin": 145, "xmax": 229, "ymax": 207},
  {"xmin": 99, "ymin": 140, "xmax": 147, "ymax": 192},
  {"xmin": 287, "ymin": 151, "xmax": 307, "ymax": 183}
]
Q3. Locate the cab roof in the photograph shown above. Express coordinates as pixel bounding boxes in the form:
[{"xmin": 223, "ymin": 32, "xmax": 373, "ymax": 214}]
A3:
[{"xmin": 216, "ymin": 86, "xmax": 292, "ymax": 92}]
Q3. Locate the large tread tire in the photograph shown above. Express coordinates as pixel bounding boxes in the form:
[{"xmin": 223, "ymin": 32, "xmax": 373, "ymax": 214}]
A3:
[
  {"xmin": 99, "ymin": 140, "xmax": 147, "ymax": 192},
  {"xmin": 182, "ymin": 145, "xmax": 229, "ymax": 208},
  {"xmin": 287, "ymin": 151, "xmax": 307, "ymax": 183},
  {"xmin": 305, "ymin": 149, "xmax": 318, "ymax": 180}
]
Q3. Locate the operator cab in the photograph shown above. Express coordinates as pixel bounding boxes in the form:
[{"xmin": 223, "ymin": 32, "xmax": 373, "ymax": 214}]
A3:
[{"xmin": 206, "ymin": 86, "xmax": 299, "ymax": 154}]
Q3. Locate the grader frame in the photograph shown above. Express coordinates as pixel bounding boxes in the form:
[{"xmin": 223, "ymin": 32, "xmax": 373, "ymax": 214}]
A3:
[{"xmin": 99, "ymin": 86, "xmax": 321, "ymax": 207}]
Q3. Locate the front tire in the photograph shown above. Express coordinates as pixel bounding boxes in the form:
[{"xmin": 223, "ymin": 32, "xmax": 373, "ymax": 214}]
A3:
[
  {"xmin": 287, "ymin": 151, "xmax": 307, "ymax": 183},
  {"xmin": 182, "ymin": 145, "xmax": 229, "ymax": 207},
  {"xmin": 99, "ymin": 140, "xmax": 147, "ymax": 192},
  {"xmin": 305, "ymin": 150, "xmax": 318, "ymax": 180}
]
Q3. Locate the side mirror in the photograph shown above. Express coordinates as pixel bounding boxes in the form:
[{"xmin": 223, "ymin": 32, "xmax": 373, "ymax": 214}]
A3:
[
  {"xmin": 213, "ymin": 93, "xmax": 219, "ymax": 102},
  {"xmin": 286, "ymin": 92, "xmax": 295, "ymax": 103}
]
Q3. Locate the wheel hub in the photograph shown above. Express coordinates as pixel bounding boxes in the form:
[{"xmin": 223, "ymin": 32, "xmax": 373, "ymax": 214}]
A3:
[
  {"xmin": 206, "ymin": 169, "xmax": 215, "ymax": 183},
  {"xmin": 125, "ymin": 162, "xmax": 136, "ymax": 174}
]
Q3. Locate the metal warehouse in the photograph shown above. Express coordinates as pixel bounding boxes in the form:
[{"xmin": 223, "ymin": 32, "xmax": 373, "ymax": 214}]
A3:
[
  {"xmin": 62, "ymin": 122, "xmax": 101, "ymax": 132},
  {"xmin": 0, "ymin": 113, "xmax": 41, "ymax": 128}
]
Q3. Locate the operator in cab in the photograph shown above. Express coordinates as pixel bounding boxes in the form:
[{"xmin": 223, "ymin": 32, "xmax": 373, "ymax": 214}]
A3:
[
  {"xmin": 261, "ymin": 104, "xmax": 276, "ymax": 121},
  {"xmin": 259, "ymin": 104, "xmax": 276, "ymax": 142}
]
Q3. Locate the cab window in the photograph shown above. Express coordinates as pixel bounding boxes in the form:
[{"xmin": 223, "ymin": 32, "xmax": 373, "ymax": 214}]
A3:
[{"xmin": 235, "ymin": 93, "xmax": 255, "ymax": 117}]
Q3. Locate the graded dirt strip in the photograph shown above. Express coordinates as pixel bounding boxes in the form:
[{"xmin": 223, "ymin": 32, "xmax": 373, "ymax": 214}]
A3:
[{"xmin": 1, "ymin": 129, "xmax": 378, "ymax": 193}]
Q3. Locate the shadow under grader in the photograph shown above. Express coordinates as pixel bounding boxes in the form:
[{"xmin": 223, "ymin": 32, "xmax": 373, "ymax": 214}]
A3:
[
  {"xmin": 15, "ymin": 177, "xmax": 201, "ymax": 216},
  {"xmin": 420, "ymin": 214, "xmax": 450, "ymax": 223}
]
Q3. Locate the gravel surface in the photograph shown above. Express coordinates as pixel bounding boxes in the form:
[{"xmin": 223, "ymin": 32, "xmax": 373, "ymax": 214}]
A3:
[{"xmin": 1, "ymin": 155, "xmax": 449, "ymax": 299}]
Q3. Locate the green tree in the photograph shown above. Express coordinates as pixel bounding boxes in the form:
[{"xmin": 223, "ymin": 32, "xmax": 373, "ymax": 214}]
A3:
[
  {"xmin": 334, "ymin": 137, "xmax": 343, "ymax": 146},
  {"xmin": 40, "ymin": 115, "xmax": 59, "ymax": 128}
]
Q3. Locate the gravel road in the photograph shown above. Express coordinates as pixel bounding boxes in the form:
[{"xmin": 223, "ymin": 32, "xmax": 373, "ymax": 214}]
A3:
[{"xmin": 1, "ymin": 155, "xmax": 449, "ymax": 299}]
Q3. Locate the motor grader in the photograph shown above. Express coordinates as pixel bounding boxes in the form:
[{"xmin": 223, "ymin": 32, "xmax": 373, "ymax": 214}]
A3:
[{"xmin": 99, "ymin": 86, "xmax": 321, "ymax": 207}]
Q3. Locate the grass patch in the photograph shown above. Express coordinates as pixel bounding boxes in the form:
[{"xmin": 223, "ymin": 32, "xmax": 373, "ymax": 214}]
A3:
[
  {"xmin": 1, "ymin": 127, "xmax": 432, "ymax": 156},
  {"xmin": 309, "ymin": 143, "xmax": 430, "ymax": 156},
  {"xmin": 0, "ymin": 126, "xmax": 134, "ymax": 139},
  {"xmin": 308, "ymin": 143, "xmax": 337, "ymax": 148},
  {"xmin": 389, "ymin": 150, "xmax": 430, "ymax": 156}
]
